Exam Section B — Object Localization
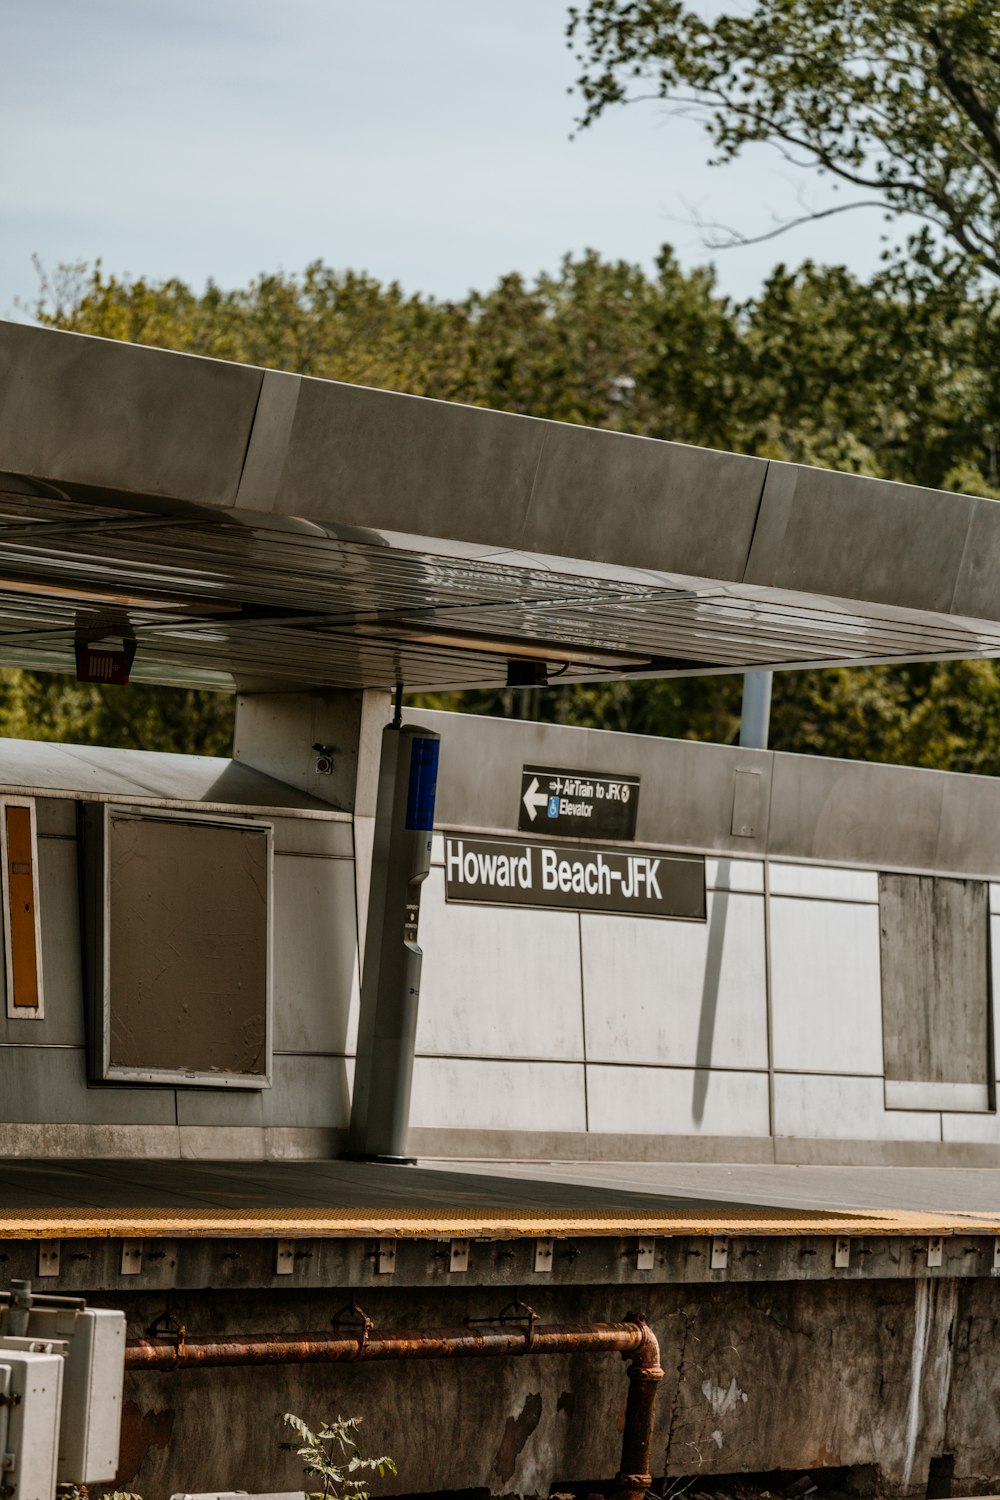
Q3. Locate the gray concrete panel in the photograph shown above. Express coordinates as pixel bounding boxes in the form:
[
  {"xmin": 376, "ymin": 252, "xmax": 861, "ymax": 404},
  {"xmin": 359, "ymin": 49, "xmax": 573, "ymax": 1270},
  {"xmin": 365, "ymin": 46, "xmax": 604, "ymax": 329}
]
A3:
[
  {"xmin": 769, "ymin": 896, "xmax": 884, "ymax": 1075},
  {"xmin": 767, "ymin": 752, "xmax": 944, "ymax": 871},
  {"xmin": 262, "ymin": 1053, "xmax": 352, "ymax": 1128},
  {"xmin": 744, "ymin": 459, "xmax": 977, "ymax": 616},
  {"xmin": 418, "ymin": 871, "xmax": 585, "ymax": 1060},
  {"xmin": 585, "ymin": 1062, "xmax": 770, "ymax": 1137},
  {"xmin": 580, "ymin": 891, "xmax": 768, "ymax": 1070},
  {"xmin": 245, "ymin": 376, "xmax": 546, "ymax": 546},
  {"xmin": 419, "ymin": 709, "xmax": 773, "ymax": 856},
  {"xmin": 35, "ymin": 798, "xmax": 77, "ymax": 836},
  {"xmin": 768, "ymin": 862, "xmax": 878, "ymax": 901},
  {"xmin": 271, "ymin": 853, "xmax": 358, "ymax": 1054},
  {"xmin": 173, "ymin": 1054, "xmax": 352, "ymax": 1129},
  {"xmin": 0, "ymin": 321, "xmax": 261, "ymax": 504},
  {"xmin": 934, "ymin": 769, "xmax": 1000, "ymax": 876},
  {"xmin": 173, "ymin": 1082, "xmax": 263, "ymax": 1128},
  {"xmin": 773, "ymin": 1073, "xmax": 941, "ymax": 1141},
  {"xmin": 410, "ymin": 1056, "xmax": 587, "ymax": 1133},
  {"xmin": 0, "ymin": 1045, "xmax": 175, "ymax": 1123},
  {"xmin": 949, "ymin": 492, "xmax": 1000, "ymax": 619},
  {"xmin": 523, "ymin": 423, "xmax": 766, "ymax": 579},
  {"xmin": 0, "ymin": 739, "xmax": 330, "ymax": 811},
  {"xmin": 234, "ymin": 369, "xmax": 302, "ymax": 509},
  {"xmin": 270, "ymin": 816, "xmax": 354, "ymax": 858}
]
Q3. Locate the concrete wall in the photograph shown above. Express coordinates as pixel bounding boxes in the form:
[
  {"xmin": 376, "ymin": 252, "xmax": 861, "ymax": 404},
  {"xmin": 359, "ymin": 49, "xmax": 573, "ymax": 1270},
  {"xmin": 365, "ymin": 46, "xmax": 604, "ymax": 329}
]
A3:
[
  {"xmin": 5, "ymin": 708, "xmax": 1000, "ymax": 1162},
  {"xmin": 109, "ymin": 1279, "xmax": 1000, "ymax": 1499}
]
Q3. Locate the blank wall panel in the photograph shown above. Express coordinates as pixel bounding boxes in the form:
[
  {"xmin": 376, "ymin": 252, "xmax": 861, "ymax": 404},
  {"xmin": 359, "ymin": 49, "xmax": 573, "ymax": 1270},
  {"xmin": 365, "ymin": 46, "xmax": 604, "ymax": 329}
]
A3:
[
  {"xmin": 581, "ymin": 891, "xmax": 767, "ymax": 1069},
  {"xmin": 774, "ymin": 1073, "xmax": 941, "ymax": 1142},
  {"xmin": 0, "ymin": 1045, "xmax": 176, "ymax": 1125},
  {"xmin": 417, "ymin": 871, "xmax": 585, "ymax": 1060},
  {"xmin": 271, "ymin": 854, "xmax": 358, "ymax": 1055},
  {"xmin": 410, "ymin": 1056, "xmax": 586, "ymax": 1133},
  {"xmin": 769, "ymin": 896, "xmax": 884, "ymax": 1075},
  {"xmin": 586, "ymin": 1064, "xmax": 770, "ymax": 1137},
  {"xmin": 83, "ymin": 806, "xmax": 272, "ymax": 1087}
]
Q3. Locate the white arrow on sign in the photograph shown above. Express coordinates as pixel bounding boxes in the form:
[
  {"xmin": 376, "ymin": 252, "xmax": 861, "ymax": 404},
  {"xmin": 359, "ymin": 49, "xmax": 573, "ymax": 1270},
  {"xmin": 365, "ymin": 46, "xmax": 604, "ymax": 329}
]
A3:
[{"xmin": 522, "ymin": 776, "xmax": 550, "ymax": 822}]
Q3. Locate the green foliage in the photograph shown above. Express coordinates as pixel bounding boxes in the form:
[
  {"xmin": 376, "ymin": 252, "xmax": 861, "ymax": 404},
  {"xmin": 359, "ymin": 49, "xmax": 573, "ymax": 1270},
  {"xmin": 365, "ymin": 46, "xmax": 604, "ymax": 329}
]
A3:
[
  {"xmin": 0, "ymin": 671, "xmax": 233, "ymax": 756},
  {"xmin": 281, "ymin": 1412, "xmax": 396, "ymax": 1500},
  {"xmin": 569, "ymin": 0, "xmax": 1000, "ymax": 281}
]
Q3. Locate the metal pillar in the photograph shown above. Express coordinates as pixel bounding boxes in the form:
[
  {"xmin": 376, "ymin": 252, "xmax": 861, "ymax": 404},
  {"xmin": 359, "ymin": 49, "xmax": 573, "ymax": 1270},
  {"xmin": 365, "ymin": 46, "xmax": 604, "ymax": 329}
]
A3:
[
  {"xmin": 739, "ymin": 670, "xmax": 772, "ymax": 750},
  {"xmin": 346, "ymin": 721, "xmax": 440, "ymax": 1162}
]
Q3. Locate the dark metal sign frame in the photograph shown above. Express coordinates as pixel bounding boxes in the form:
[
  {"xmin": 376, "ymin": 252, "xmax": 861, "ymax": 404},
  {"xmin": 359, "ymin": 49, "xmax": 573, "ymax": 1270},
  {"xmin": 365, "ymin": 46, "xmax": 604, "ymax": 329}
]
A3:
[
  {"xmin": 518, "ymin": 765, "xmax": 641, "ymax": 839},
  {"xmin": 444, "ymin": 834, "xmax": 705, "ymax": 921}
]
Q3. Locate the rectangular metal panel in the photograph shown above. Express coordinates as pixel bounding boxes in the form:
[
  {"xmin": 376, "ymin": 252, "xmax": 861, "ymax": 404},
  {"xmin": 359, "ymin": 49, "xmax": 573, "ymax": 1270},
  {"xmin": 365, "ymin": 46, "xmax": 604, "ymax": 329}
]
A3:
[
  {"xmin": 769, "ymin": 897, "xmax": 884, "ymax": 1075},
  {"xmin": 2, "ymin": 800, "xmax": 42, "ymax": 1016},
  {"xmin": 444, "ymin": 835, "xmax": 705, "ymax": 920},
  {"xmin": 730, "ymin": 769, "xmax": 762, "ymax": 838},
  {"xmin": 580, "ymin": 892, "xmax": 768, "ymax": 1069},
  {"xmin": 744, "ymin": 459, "xmax": 975, "ymax": 616},
  {"xmin": 768, "ymin": 862, "xmax": 879, "ymax": 903},
  {"xmin": 409, "ymin": 1057, "xmax": 587, "ymax": 1133},
  {"xmin": 884, "ymin": 1080, "xmax": 992, "ymax": 1112},
  {"xmin": 83, "ymin": 805, "xmax": 273, "ymax": 1087},
  {"xmin": 769, "ymin": 752, "xmax": 945, "ymax": 873},
  {"xmin": 706, "ymin": 857, "xmax": 764, "ymax": 892},
  {"xmin": 0, "ymin": 1045, "xmax": 175, "ymax": 1124},
  {"xmin": 585, "ymin": 1064, "xmax": 770, "ymax": 1137},
  {"xmin": 271, "ymin": 854, "xmax": 358, "ymax": 1055},
  {"xmin": 0, "ymin": 318, "xmax": 262, "ymax": 506},
  {"xmin": 418, "ymin": 871, "xmax": 584, "ymax": 1060},
  {"xmin": 879, "ymin": 874, "xmax": 991, "ymax": 1103},
  {"xmin": 772, "ymin": 1073, "xmax": 942, "ymax": 1141}
]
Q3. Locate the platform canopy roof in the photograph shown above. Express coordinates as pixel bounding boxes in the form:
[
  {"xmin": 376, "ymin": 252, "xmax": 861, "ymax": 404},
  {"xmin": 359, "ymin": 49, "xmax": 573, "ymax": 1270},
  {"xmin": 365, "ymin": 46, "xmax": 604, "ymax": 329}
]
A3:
[{"xmin": 1, "ymin": 318, "xmax": 1000, "ymax": 694}]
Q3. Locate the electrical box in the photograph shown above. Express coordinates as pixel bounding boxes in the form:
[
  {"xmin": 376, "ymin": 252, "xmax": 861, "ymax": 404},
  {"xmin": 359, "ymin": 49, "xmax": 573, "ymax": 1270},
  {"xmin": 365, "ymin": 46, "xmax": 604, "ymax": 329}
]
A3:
[
  {"xmin": 0, "ymin": 1344, "xmax": 64, "ymax": 1500},
  {"xmin": 57, "ymin": 1309, "xmax": 126, "ymax": 1483},
  {"xmin": 0, "ymin": 1293, "xmax": 126, "ymax": 1487}
]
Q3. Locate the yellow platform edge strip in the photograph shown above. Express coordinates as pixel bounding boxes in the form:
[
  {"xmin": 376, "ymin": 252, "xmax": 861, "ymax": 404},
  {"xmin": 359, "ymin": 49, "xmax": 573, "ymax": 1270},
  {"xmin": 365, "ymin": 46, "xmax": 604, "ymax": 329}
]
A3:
[{"xmin": 0, "ymin": 1206, "xmax": 997, "ymax": 1239}]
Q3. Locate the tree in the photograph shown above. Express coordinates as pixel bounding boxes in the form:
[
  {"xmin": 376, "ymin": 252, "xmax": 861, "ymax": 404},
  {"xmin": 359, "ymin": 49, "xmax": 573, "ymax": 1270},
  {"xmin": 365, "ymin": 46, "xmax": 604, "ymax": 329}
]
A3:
[{"xmin": 568, "ymin": 0, "xmax": 1000, "ymax": 281}]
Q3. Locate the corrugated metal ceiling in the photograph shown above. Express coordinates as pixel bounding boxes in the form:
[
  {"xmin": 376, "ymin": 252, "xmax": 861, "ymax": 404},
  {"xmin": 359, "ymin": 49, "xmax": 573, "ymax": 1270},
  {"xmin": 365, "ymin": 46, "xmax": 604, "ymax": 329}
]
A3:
[{"xmin": 0, "ymin": 488, "xmax": 996, "ymax": 693}]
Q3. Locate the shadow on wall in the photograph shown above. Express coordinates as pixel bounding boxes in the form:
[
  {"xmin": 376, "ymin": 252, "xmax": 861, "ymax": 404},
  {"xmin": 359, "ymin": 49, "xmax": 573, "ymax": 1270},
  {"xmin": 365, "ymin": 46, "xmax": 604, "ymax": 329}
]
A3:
[{"xmin": 693, "ymin": 863, "xmax": 730, "ymax": 1125}]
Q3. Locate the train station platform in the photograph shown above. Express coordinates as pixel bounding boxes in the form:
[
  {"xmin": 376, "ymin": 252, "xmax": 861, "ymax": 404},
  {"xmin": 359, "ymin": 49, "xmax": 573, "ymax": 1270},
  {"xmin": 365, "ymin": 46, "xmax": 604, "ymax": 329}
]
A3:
[{"xmin": 1, "ymin": 1156, "xmax": 998, "ymax": 1242}]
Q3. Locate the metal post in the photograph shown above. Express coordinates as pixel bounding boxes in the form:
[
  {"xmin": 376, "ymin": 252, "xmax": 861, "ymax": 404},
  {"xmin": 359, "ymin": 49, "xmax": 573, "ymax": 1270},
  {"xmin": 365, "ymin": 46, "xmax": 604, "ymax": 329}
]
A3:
[
  {"xmin": 739, "ymin": 670, "xmax": 772, "ymax": 750},
  {"xmin": 345, "ymin": 722, "xmax": 440, "ymax": 1162},
  {"xmin": 8, "ymin": 1279, "xmax": 31, "ymax": 1336}
]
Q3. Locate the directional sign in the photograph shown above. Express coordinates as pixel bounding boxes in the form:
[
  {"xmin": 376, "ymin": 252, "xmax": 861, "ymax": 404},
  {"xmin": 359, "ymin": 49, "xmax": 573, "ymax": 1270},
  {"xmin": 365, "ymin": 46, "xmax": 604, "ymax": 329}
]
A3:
[
  {"xmin": 518, "ymin": 765, "xmax": 640, "ymax": 840},
  {"xmin": 445, "ymin": 836, "xmax": 705, "ymax": 920}
]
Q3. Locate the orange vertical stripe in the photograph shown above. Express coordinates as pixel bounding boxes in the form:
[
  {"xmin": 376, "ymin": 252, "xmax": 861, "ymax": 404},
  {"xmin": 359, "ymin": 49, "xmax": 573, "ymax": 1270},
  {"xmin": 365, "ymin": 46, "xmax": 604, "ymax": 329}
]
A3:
[{"xmin": 6, "ymin": 806, "xmax": 38, "ymax": 1009}]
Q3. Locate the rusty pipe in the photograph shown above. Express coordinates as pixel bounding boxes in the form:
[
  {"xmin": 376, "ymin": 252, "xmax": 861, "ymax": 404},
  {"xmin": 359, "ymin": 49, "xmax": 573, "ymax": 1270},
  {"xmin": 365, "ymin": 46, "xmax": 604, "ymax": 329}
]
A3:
[
  {"xmin": 615, "ymin": 1316, "xmax": 665, "ymax": 1500},
  {"xmin": 126, "ymin": 1315, "xmax": 661, "ymax": 1499},
  {"xmin": 125, "ymin": 1318, "xmax": 645, "ymax": 1370}
]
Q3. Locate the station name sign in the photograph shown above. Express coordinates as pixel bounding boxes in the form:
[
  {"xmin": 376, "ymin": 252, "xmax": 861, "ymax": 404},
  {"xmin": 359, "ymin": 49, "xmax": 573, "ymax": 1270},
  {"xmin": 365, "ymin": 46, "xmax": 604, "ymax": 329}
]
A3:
[
  {"xmin": 445, "ymin": 836, "xmax": 705, "ymax": 920},
  {"xmin": 519, "ymin": 764, "xmax": 640, "ymax": 840}
]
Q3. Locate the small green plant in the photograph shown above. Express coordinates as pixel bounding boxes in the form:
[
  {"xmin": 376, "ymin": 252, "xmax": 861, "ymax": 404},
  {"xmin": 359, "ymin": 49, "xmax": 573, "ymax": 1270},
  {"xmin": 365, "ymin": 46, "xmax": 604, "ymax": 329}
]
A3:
[{"xmin": 281, "ymin": 1413, "xmax": 396, "ymax": 1500}]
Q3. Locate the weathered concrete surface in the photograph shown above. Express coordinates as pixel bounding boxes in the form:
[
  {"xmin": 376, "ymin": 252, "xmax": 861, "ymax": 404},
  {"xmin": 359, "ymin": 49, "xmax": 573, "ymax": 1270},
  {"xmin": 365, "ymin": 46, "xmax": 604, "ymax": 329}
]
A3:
[{"xmin": 104, "ymin": 1278, "xmax": 999, "ymax": 1499}]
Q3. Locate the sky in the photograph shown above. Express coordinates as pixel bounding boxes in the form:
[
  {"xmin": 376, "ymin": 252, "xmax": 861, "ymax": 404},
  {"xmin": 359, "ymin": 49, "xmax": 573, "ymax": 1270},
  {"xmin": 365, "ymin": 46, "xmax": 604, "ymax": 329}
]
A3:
[{"xmin": 0, "ymin": 0, "xmax": 910, "ymax": 319}]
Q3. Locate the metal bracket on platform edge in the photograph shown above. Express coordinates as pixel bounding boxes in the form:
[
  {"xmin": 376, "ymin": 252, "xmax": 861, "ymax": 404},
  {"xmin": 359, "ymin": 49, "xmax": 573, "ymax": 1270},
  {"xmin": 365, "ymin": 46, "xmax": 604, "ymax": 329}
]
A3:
[{"xmin": 710, "ymin": 1237, "xmax": 729, "ymax": 1271}]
